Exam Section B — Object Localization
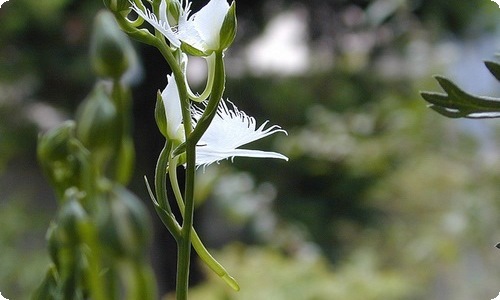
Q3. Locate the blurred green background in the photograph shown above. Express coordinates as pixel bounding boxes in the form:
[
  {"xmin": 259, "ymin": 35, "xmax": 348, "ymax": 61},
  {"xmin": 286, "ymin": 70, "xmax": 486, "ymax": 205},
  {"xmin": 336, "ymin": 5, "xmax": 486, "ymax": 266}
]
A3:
[{"xmin": 1, "ymin": 0, "xmax": 500, "ymax": 299}]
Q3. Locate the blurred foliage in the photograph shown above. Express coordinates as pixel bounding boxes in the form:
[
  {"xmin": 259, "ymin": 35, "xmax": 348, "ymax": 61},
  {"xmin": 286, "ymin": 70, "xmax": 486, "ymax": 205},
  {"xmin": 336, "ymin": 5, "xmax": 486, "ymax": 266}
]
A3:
[
  {"xmin": 171, "ymin": 244, "xmax": 416, "ymax": 300},
  {"xmin": 0, "ymin": 0, "xmax": 500, "ymax": 299},
  {"xmin": 0, "ymin": 195, "xmax": 49, "ymax": 298}
]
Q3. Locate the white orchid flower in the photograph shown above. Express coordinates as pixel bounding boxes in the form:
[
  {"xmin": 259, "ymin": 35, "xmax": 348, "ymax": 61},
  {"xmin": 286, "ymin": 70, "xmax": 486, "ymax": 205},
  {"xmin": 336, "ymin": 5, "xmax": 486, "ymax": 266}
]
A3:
[
  {"xmin": 160, "ymin": 74, "xmax": 288, "ymax": 166},
  {"xmin": 177, "ymin": 0, "xmax": 233, "ymax": 53},
  {"xmin": 130, "ymin": 0, "xmax": 191, "ymax": 48},
  {"xmin": 131, "ymin": 0, "xmax": 234, "ymax": 53},
  {"xmin": 193, "ymin": 100, "xmax": 288, "ymax": 166}
]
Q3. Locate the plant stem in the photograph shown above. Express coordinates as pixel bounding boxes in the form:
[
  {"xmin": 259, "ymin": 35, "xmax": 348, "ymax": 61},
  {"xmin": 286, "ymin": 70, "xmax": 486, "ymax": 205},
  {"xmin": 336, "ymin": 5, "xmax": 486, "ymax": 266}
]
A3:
[{"xmin": 176, "ymin": 140, "xmax": 195, "ymax": 300}]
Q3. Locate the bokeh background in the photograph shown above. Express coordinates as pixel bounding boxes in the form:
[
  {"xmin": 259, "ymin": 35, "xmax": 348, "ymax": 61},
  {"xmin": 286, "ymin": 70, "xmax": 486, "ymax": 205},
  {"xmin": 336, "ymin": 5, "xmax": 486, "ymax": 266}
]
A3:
[{"xmin": 1, "ymin": 0, "xmax": 500, "ymax": 299}]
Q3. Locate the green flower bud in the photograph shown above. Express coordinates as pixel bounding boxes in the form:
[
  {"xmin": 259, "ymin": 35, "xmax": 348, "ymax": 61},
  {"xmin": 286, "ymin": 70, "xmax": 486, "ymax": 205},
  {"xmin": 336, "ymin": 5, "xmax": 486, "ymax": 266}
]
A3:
[
  {"xmin": 98, "ymin": 184, "xmax": 152, "ymax": 259},
  {"xmin": 103, "ymin": 0, "xmax": 132, "ymax": 14},
  {"xmin": 56, "ymin": 191, "xmax": 88, "ymax": 247},
  {"xmin": 37, "ymin": 121, "xmax": 76, "ymax": 164},
  {"xmin": 218, "ymin": 1, "xmax": 237, "ymax": 51},
  {"xmin": 91, "ymin": 10, "xmax": 134, "ymax": 79},
  {"xmin": 167, "ymin": 0, "xmax": 182, "ymax": 25},
  {"xmin": 37, "ymin": 121, "xmax": 86, "ymax": 197},
  {"xmin": 76, "ymin": 82, "xmax": 120, "ymax": 167},
  {"xmin": 155, "ymin": 90, "xmax": 168, "ymax": 138}
]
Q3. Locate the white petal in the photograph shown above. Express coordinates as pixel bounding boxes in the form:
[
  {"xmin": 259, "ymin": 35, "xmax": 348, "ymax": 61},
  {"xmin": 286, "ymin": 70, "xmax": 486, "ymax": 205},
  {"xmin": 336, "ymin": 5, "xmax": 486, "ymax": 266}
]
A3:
[
  {"xmin": 178, "ymin": 0, "xmax": 229, "ymax": 51},
  {"xmin": 162, "ymin": 74, "xmax": 183, "ymax": 140},
  {"xmin": 159, "ymin": 0, "xmax": 168, "ymax": 25},
  {"xmin": 130, "ymin": 2, "xmax": 181, "ymax": 47},
  {"xmin": 193, "ymin": 99, "xmax": 288, "ymax": 166},
  {"xmin": 197, "ymin": 148, "xmax": 288, "ymax": 167}
]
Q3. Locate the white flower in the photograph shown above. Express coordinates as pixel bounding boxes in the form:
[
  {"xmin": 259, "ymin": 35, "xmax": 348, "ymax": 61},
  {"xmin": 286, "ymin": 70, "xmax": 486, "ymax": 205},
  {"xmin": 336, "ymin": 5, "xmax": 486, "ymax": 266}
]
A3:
[
  {"xmin": 193, "ymin": 100, "xmax": 288, "ymax": 167},
  {"xmin": 131, "ymin": 0, "xmax": 232, "ymax": 53},
  {"xmin": 177, "ymin": 0, "xmax": 231, "ymax": 52},
  {"xmin": 160, "ymin": 75, "xmax": 288, "ymax": 166},
  {"xmin": 130, "ymin": 0, "xmax": 190, "ymax": 48}
]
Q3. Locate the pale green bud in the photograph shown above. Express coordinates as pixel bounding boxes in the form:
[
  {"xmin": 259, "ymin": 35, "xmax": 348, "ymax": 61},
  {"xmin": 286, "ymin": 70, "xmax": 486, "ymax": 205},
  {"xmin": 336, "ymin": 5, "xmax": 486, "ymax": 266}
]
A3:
[
  {"xmin": 167, "ymin": 0, "xmax": 182, "ymax": 25},
  {"xmin": 56, "ymin": 192, "xmax": 88, "ymax": 248},
  {"xmin": 98, "ymin": 184, "xmax": 152, "ymax": 259},
  {"xmin": 155, "ymin": 90, "xmax": 168, "ymax": 138},
  {"xmin": 37, "ymin": 121, "xmax": 85, "ymax": 197},
  {"xmin": 76, "ymin": 82, "xmax": 120, "ymax": 166},
  {"xmin": 91, "ymin": 10, "xmax": 134, "ymax": 79}
]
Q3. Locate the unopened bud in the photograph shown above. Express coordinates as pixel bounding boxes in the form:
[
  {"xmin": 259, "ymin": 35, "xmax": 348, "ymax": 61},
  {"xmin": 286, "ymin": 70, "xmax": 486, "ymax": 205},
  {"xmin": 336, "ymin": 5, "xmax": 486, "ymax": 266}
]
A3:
[
  {"xmin": 56, "ymin": 191, "xmax": 88, "ymax": 247},
  {"xmin": 91, "ymin": 10, "xmax": 134, "ymax": 79},
  {"xmin": 37, "ymin": 121, "xmax": 85, "ymax": 197},
  {"xmin": 76, "ymin": 82, "xmax": 120, "ymax": 166},
  {"xmin": 155, "ymin": 90, "xmax": 168, "ymax": 138},
  {"xmin": 98, "ymin": 184, "xmax": 152, "ymax": 259}
]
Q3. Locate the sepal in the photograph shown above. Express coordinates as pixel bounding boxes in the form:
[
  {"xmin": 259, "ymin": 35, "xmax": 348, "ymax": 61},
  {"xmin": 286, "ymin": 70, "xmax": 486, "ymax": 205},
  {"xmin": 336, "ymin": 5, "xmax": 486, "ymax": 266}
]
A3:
[
  {"xmin": 181, "ymin": 41, "xmax": 211, "ymax": 57},
  {"xmin": 155, "ymin": 90, "xmax": 168, "ymax": 138},
  {"xmin": 218, "ymin": 1, "xmax": 237, "ymax": 51}
]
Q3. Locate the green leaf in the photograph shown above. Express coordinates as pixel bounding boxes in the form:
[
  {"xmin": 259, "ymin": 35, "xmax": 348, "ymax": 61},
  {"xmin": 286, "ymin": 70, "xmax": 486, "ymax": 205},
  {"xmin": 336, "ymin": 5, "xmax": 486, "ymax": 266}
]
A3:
[
  {"xmin": 420, "ymin": 75, "xmax": 500, "ymax": 119},
  {"xmin": 484, "ymin": 60, "xmax": 500, "ymax": 82}
]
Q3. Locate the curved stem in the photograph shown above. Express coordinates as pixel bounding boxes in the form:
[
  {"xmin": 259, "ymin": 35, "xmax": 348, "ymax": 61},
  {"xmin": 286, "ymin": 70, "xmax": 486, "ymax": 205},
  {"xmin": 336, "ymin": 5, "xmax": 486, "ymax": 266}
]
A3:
[{"xmin": 187, "ymin": 51, "xmax": 225, "ymax": 145}]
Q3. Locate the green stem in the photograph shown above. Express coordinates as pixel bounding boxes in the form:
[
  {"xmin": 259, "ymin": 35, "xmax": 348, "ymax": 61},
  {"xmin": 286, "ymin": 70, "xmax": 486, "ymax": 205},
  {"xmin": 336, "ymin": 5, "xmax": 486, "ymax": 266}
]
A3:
[
  {"xmin": 174, "ymin": 50, "xmax": 226, "ymax": 300},
  {"xmin": 168, "ymin": 156, "xmax": 239, "ymax": 290},
  {"xmin": 151, "ymin": 38, "xmax": 195, "ymax": 300}
]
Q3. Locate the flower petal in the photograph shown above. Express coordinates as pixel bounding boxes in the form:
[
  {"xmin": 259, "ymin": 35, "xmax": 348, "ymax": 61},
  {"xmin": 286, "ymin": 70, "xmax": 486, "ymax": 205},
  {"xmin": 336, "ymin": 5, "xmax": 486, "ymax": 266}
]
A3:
[
  {"xmin": 130, "ymin": 2, "xmax": 181, "ymax": 47},
  {"xmin": 162, "ymin": 74, "xmax": 184, "ymax": 140},
  {"xmin": 193, "ymin": 99, "xmax": 288, "ymax": 166},
  {"xmin": 178, "ymin": 0, "xmax": 230, "ymax": 51},
  {"xmin": 197, "ymin": 148, "xmax": 288, "ymax": 167}
]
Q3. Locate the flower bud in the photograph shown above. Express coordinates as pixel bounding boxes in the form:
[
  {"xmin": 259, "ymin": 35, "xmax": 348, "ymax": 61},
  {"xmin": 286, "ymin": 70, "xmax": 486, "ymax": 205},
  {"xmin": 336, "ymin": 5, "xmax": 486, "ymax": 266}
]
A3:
[
  {"xmin": 37, "ymin": 121, "xmax": 85, "ymax": 197},
  {"xmin": 155, "ymin": 90, "xmax": 168, "ymax": 138},
  {"xmin": 98, "ymin": 184, "xmax": 152, "ymax": 259},
  {"xmin": 218, "ymin": 1, "xmax": 237, "ymax": 51},
  {"xmin": 91, "ymin": 10, "xmax": 134, "ymax": 79},
  {"xmin": 56, "ymin": 191, "xmax": 88, "ymax": 247},
  {"xmin": 166, "ymin": 0, "xmax": 182, "ymax": 25},
  {"xmin": 76, "ymin": 82, "xmax": 120, "ymax": 167}
]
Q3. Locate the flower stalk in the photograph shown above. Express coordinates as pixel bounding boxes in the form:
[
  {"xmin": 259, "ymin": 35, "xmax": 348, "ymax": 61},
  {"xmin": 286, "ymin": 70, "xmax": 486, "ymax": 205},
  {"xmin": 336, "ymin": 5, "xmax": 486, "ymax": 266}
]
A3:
[{"xmin": 109, "ymin": 1, "xmax": 288, "ymax": 298}]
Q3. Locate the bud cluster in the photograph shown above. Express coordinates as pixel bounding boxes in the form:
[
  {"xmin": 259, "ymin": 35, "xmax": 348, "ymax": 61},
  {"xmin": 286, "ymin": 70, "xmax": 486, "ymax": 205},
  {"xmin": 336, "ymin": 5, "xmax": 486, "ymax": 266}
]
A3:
[{"xmin": 34, "ymin": 10, "xmax": 156, "ymax": 300}]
